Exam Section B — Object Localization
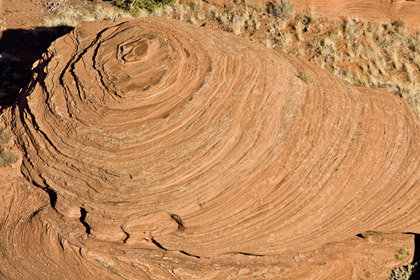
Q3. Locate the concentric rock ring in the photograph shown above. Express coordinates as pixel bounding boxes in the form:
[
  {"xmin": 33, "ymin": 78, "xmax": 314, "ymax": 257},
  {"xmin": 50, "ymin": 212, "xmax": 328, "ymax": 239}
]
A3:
[{"xmin": 9, "ymin": 17, "xmax": 420, "ymax": 270}]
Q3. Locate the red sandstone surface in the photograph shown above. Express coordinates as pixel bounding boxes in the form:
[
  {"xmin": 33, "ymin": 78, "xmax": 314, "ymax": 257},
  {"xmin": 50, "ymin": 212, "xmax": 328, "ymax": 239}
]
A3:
[{"xmin": 0, "ymin": 17, "xmax": 420, "ymax": 278}]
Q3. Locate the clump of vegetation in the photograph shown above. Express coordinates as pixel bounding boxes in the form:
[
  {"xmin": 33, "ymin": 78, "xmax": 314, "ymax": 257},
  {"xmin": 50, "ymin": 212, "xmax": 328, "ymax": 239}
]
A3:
[
  {"xmin": 44, "ymin": 0, "xmax": 131, "ymax": 27},
  {"xmin": 0, "ymin": 127, "xmax": 11, "ymax": 145},
  {"xmin": 266, "ymin": 0, "xmax": 295, "ymax": 19},
  {"xmin": 115, "ymin": 0, "xmax": 175, "ymax": 15},
  {"xmin": 396, "ymin": 248, "xmax": 411, "ymax": 261},
  {"xmin": 0, "ymin": 149, "xmax": 18, "ymax": 167}
]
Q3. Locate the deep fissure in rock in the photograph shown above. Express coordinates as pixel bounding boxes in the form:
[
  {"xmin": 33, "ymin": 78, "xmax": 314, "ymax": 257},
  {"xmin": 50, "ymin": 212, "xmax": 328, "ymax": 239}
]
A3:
[{"xmin": 79, "ymin": 208, "xmax": 91, "ymax": 234}]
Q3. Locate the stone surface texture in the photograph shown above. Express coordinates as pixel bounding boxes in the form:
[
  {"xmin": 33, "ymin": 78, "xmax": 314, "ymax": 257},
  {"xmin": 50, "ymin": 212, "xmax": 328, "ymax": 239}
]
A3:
[{"xmin": 1, "ymin": 18, "xmax": 420, "ymax": 279}]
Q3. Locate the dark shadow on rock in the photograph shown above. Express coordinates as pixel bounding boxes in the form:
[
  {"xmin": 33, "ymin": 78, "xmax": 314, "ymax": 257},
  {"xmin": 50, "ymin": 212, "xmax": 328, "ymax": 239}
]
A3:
[
  {"xmin": 412, "ymin": 234, "xmax": 420, "ymax": 264},
  {"xmin": 408, "ymin": 265, "xmax": 420, "ymax": 280},
  {"xmin": 0, "ymin": 26, "xmax": 73, "ymax": 110},
  {"xmin": 408, "ymin": 234, "xmax": 420, "ymax": 280}
]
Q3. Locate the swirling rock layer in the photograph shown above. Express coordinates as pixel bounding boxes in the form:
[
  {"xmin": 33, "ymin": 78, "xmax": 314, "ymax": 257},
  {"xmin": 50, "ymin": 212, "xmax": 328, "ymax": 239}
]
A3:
[{"xmin": 2, "ymin": 17, "xmax": 420, "ymax": 278}]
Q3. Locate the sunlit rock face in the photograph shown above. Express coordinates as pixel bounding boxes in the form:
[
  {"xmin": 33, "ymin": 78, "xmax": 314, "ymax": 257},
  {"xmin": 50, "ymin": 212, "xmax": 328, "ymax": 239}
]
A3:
[{"xmin": 2, "ymin": 18, "xmax": 420, "ymax": 279}]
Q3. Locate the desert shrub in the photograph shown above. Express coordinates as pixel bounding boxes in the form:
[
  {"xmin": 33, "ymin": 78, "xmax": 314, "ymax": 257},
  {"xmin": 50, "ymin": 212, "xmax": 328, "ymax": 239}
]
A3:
[
  {"xmin": 93, "ymin": 5, "xmax": 131, "ymax": 21},
  {"xmin": 266, "ymin": 0, "xmax": 295, "ymax": 19},
  {"xmin": 115, "ymin": 0, "xmax": 174, "ymax": 15},
  {"xmin": 395, "ymin": 248, "xmax": 411, "ymax": 261},
  {"xmin": 0, "ymin": 127, "xmax": 11, "ymax": 145},
  {"xmin": 0, "ymin": 149, "xmax": 18, "ymax": 167},
  {"xmin": 273, "ymin": 32, "xmax": 292, "ymax": 50}
]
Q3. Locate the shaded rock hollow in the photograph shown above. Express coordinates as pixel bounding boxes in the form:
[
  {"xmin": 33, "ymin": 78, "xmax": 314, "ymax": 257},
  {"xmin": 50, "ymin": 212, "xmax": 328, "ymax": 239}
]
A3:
[{"xmin": 2, "ymin": 17, "xmax": 420, "ymax": 278}]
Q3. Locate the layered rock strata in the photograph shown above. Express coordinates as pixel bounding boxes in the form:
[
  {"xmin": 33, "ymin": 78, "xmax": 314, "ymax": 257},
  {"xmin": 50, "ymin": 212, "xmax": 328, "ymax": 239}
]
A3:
[{"xmin": 1, "ymin": 18, "xmax": 420, "ymax": 278}]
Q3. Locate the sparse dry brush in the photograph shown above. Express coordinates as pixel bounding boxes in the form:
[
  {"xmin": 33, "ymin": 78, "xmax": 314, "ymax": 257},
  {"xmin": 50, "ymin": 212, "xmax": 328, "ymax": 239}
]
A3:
[
  {"xmin": 0, "ymin": 127, "xmax": 11, "ymax": 145},
  {"xmin": 0, "ymin": 127, "xmax": 17, "ymax": 167},
  {"xmin": 266, "ymin": 0, "xmax": 295, "ymax": 19},
  {"xmin": 44, "ymin": 0, "xmax": 131, "ymax": 27},
  {"xmin": 259, "ymin": 9, "xmax": 420, "ymax": 113},
  {"xmin": 115, "ymin": 0, "xmax": 174, "ymax": 15},
  {"xmin": 0, "ymin": 149, "xmax": 18, "ymax": 167}
]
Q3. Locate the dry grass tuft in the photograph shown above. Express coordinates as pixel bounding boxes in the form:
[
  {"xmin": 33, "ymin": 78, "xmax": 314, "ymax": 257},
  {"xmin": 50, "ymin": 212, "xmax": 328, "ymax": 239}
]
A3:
[
  {"xmin": 44, "ymin": 1, "xmax": 131, "ymax": 27},
  {"xmin": 44, "ymin": 5, "xmax": 95, "ymax": 26},
  {"xmin": 93, "ymin": 5, "xmax": 131, "ymax": 21},
  {"xmin": 266, "ymin": 0, "xmax": 295, "ymax": 19},
  {"xmin": 0, "ymin": 149, "xmax": 18, "ymax": 167},
  {"xmin": 0, "ymin": 127, "xmax": 11, "ymax": 145}
]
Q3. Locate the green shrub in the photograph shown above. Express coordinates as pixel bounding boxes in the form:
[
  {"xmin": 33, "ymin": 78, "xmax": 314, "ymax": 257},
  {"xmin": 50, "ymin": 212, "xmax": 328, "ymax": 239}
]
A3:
[
  {"xmin": 0, "ymin": 149, "xmax": 18, "ymax": 167},
  {"xmin": 115, "ymin": 0, "xmax": 174, "ymax": 15},
  {"xmin": 395, "ymin": 248, "xmax": 410, "ymax": 261}
]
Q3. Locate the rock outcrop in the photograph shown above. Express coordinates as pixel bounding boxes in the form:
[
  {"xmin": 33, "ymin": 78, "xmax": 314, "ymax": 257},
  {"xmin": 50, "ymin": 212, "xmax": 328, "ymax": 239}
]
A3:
[{"xmin": 1, "ymin": 18, "xmax": 420, "ymax": 279}]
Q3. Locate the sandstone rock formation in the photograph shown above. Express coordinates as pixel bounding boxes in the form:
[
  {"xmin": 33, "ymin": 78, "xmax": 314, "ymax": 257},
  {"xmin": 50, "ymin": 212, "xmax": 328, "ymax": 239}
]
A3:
[{"xmin": 1, "ymin": 17, "xmax": 420, "ymax": 279}]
